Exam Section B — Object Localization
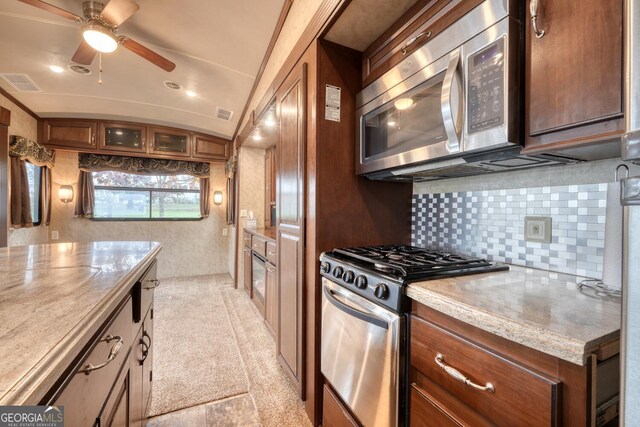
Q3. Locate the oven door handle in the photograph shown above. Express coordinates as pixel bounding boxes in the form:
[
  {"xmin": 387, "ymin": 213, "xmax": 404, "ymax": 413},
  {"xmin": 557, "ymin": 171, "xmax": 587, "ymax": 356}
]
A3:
[
  {"xmin": 441, "ymin": 49, "xmax": 463, "ymax": 153},
  {"xmin": 323, "ymin": 286, "xmax": 388, "ymax": 330}
]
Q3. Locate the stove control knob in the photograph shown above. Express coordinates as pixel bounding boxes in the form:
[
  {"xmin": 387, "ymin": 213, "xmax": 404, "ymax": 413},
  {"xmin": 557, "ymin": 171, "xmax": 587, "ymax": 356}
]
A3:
[
  {"xmin": 332, "ymin": 266, "xmax": 344, "ymax": 279},
  {"xmin": 374, "ymin": 283, "xmax": 389, "ymax": 300},
  {"xmin": 355, "ymin": 275, "xmax": 368, "ymax": 290},
  {"xmin": 320, "ymin": 262, "xmax": 331, "ymax": 273},
  {"xmin": 343, "ymin": 270, "xmax": 355, "ymax": 283}
]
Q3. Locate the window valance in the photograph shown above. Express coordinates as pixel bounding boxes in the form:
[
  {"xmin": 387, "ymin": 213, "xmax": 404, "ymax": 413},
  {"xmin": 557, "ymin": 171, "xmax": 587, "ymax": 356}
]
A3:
[
  {"xmin": 9, "ymin": 136, "xmax": 55, "ymax": 168},
  {"xmin": 78, "ymin": 153, "xmax": 210, "ymax": 178}
]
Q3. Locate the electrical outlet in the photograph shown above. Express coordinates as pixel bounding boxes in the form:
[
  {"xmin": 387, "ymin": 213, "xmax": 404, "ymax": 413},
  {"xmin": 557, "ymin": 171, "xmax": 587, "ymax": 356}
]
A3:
[
  {"xmin": 524, "ymin": 216, "xmax": 552, "ymax": 243},
  {"xmin": 240, "ymin": 210, "xmax": 247, "ymax": 218},
  {"xmin": 222, "ymin": 228, "xmax": 228, "ymax": 236},
  {"xmin": 51, "ymin": 231, "xmax": 59, "ymax": 240}
]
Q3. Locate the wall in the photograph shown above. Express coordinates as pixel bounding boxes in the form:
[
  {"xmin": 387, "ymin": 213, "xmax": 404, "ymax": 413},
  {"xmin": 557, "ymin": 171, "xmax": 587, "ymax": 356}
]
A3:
[
  {"xmin": 49, "ymin": 151, "xmax": 229, "ymax": 279},
  {"xmin": 0, "ymin": 92, "xmax": 49, "ymax": 246},
  {"xmin": 412, "ymin": 158, "xmax": 640, "ymax": 280},
  {"xmin": 235, "ymin": 146, "xmax": 266, "ymax": 285},
  {"xmin": 239, "ymin": 0, "xmax": 323, "ymax": 133}
]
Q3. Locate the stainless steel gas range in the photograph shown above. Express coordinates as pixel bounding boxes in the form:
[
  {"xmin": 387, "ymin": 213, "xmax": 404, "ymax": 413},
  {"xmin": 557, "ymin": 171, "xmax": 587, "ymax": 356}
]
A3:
[{"xmin": 319, "ymin": 245, "xmax": 508, "ymax": 427}]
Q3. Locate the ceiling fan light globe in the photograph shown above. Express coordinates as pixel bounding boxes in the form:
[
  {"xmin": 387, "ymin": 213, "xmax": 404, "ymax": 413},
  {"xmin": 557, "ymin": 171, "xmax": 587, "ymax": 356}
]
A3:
[{"xmin": 82, "ymin": 24, "xmax": 118, "ymax": 53}]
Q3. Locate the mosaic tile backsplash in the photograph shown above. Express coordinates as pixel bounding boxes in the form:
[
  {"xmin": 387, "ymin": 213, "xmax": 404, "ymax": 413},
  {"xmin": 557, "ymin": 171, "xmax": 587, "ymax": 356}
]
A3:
[{"xmin": 411, "ymin": 183, "xmax": 609, "ymax": 279}]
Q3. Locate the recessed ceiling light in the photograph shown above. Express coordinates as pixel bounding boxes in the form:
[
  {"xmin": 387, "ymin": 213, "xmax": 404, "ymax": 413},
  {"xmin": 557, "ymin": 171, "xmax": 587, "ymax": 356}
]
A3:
[
  {"xmin": 49, "ymin": 65, "xmax": 64, "ymax": 74},
  {"xmin": 68, "ymin": 64, "xmax": 92, "ymax": 75},
  {"xmin": 186, "ymin": 90, "xmax": 196, "ymax": 97},
  {"xmin": 387, "ymin": 121, "xmax": 396, "ymax": 127},
  {"xmin": 265, "ymin": 117, "xmax": 276, "ymax": 127},
  {"xmin": 252, "ymin": 133, "xmax": 262, "ymax": 141}
]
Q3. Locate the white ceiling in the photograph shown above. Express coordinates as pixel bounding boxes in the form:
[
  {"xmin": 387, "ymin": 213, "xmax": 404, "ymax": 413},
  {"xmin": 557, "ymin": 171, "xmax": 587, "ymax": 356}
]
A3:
[{"xmin": 0, "ymin": 0, "xmax": 285, "ymax": 139}]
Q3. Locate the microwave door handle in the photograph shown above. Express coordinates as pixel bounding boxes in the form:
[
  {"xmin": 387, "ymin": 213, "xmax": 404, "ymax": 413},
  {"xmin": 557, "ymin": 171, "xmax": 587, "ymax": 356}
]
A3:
[
  {"xmin": 323, "ymin": 286, "xmax": 389, "ymax": 330},
  {"xmin": 441, "ymin": 50, "xmax": 463, "ymax": 153}
]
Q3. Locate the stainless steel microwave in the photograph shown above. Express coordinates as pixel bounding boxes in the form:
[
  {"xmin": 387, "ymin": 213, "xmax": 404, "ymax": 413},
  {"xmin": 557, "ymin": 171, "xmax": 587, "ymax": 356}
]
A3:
[{"xmin": 355, "ymin": 0, "xmax": 523, "ymax": 179}]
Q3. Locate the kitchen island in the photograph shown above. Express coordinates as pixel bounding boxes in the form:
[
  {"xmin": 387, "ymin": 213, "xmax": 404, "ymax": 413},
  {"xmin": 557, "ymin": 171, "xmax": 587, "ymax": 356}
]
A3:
[
  {"xmin": 0, "ymin": 241, "xmax": 161, "ymax": 414},
  {"xmin": 407, "ymin": 265, "xmax": 620, "ymax": 426}
]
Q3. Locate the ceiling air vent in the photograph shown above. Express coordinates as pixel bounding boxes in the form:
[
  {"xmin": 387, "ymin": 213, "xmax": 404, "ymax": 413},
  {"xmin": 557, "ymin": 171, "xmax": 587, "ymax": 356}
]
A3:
[
  {"xmin": 68, "ymin": 64, "xmax": 92, "ymax": 75},
  {"xmin": 216, "ymin": 107, "xmax": 234, "ymax": 121},
  {"xmin": 0, "ymin": 73, "xmax": 41, "ymax": 92},
  {"xmin": 164, "ymin": 80, "xmax": 182, "ymax": 90}
]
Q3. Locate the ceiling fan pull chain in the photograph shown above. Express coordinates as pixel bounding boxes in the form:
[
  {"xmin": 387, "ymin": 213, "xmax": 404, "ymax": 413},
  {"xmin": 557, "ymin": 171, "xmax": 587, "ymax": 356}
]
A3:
[{"xmin": 99, "ymin": 52, "xmax": 103, "ymax": 85}]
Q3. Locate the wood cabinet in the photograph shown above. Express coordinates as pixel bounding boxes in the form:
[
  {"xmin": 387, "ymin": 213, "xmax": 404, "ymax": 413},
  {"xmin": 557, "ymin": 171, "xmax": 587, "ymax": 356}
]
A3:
[
  {"xmin": 39, "ymin": 118, "xmax": 231, "ymax": 162},
  {"xmin": 410, "ymin": 303, "xmax": 601, "ymax": 426},
  {"xmin": 40, "ymin": 119, "xmax": 97, "ymax": 150},
  {"xmin": 322, "ymin": 384, "xmax": 360, "ymax": 427},
  {"xmin": 99, "ymin": 122, "xmax": 147, "ymax": 154},
  {"xmin": 141, "ymin": 306, "xmax": 154, "ymax": 415},
  {"xmin": 361, "ymin": 0, "xmax": 483, "ymax": 87},
  {"xmin": 265, "ymin": 261, "xmax": 278, "ymax": 337},
  {"xmin": 265, "ymin": 145, "xmax": 276, "ymax": 228},
  {"xmin": 193, "ymin": 134, "xmax": 229, "ymax": 161},
  {"xmin": 98, "ymin": 362, "xmax": 132, "ymax": 427},
  {"xmin": 276, "ymin": 63, "xmax": 307, "ymax": 398},
  {"xmin": 149, "ymin": 127, "xmax": 192, "ymax": 158},
  {"xmin": 524, "ymin": 0, "xmax": 624, "ymax": 156},
  {"xmin": 243, "ymin": 247, "xmax": 253, "ymax": 297}
]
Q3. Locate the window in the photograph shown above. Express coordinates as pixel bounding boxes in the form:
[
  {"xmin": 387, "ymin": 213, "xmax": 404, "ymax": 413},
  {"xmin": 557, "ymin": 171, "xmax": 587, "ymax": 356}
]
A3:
[
  {"xmin": 92, "ymin": 171, "xmax": 201, "ymax": 220},
  {"xmin": 25, "ymin": 162, "xmax": 42, "ymax": 225}
]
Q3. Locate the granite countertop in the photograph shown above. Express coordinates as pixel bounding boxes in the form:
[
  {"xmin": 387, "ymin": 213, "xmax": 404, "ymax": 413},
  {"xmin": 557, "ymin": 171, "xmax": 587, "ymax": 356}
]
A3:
[
  {"xmin": 407, "ymin": 265, "xmax": 621, "ymax": 366},
  {"xmin": 0, "ymin": 241, "xmax": 162, "ymax": 405},
  {"xmin": 245, "ymin": 227, "xmax": 276, "ymax": 242}
]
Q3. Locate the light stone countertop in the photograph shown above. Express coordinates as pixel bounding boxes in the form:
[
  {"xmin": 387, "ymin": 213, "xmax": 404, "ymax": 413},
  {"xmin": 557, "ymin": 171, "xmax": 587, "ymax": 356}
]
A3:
[
  {"xmin": 0, "ymin": 241, "xmax": 162, "ymax": 405},
  {"xmin": 406, "ymin": 265, "xmax": 621, "ymax": 366}
]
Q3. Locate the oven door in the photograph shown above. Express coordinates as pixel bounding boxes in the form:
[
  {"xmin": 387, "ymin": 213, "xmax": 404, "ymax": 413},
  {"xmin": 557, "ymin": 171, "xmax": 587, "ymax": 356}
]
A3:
[
  {"xmin": 356, "ymin": 49, "xmax": 463, "ymax": 176},
  {"xmin": 321, "ymin": 278, "xmax": 404, "ymax": 427}
]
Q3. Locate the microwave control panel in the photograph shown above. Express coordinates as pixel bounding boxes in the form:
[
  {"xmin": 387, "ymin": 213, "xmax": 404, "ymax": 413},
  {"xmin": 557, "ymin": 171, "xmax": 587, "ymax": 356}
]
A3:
[{"xmin": 467, "ymin": 38, "xmax": 505, "ymax": 134}]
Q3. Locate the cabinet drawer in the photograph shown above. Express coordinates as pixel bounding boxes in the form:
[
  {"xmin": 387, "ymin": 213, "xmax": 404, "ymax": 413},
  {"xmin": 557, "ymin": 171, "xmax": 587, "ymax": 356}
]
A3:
[
  {"xmin": 243, "ymin": 231, "xmax": 252, "ymax": 248},
  {"xmin": 410, "ymin": 316, "xmax": 560, "ymax": 426},
  {"xmin": 410, "ymin": 384, "xmax": 461, "ymax": 427},
  {"xmin": 54, "ymin": 297, "xmax": 133, "ymax": 427},
  {"xmin": 266, "ymin": 241, "xmax": 277, "ymax": 264},
  {"xmin": 252, "ymin": 236, "xmax": 267, "ymax": 257},
  {"xmin": 322, "ymin": 384, "xmax": 360, "ymax": 427}
]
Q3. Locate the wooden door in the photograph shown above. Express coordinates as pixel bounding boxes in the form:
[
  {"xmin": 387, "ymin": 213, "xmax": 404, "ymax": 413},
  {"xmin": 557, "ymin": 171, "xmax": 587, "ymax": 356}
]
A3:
[
  {"xmin": 148, "ymin": 127, "xmax": 192, "ymax": 158},
  {"xmin": 322, "ymin": 384, "xmax": 360, "ymax": 427},
  {"xmin": 243, "ymin": 247, "xmax": 253, "ymax": 297},
  {"xmin": 98, "ymin": 363, "xmax": 131, "ymax": 427},
  {"xmin": 99, "ymin": 122, "xmax": 147, "ymax": 154},
  {"xmin": 129, "ymin": 326, "xmax": 145, "ymax": 427},
  {"xmin": 41, "ymin": 119, "xmax": 97, "ymax": 151},
  {"xmin": 265, "ymin": 147, "xmax": 273, "ymax": 228},
  {"xmin": 526, "ymin": 0, "xmax": 623, "ymax": 144},
  {"xmin": 265, "ymin": 262, "xmax": 278, "ymax": 336},
  {"xmin": 142, "ymin": 306, "xmax": 154, "ymax": 416},
  {"xmin": 192, "ymin": 134, "xmax": 229, "ymax": 160},
  {"xmin": 276, "ymin": 63, "xmax": 306, "ymax": 398}
]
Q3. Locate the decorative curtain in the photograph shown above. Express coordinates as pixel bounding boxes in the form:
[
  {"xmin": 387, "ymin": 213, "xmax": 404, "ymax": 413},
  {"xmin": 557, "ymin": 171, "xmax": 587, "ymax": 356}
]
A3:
[
  {"xmin": 225, "ymin": 155, "xmax": 237, "ymax": 225},
  {"xmin": 78, "ymin": 153, "xmax": 210, "ymax": 177},
  {"xmin": 74, "ymin": 171, "xmax": 94, "ymax": 218},
  {"xmin": 200, "ymin": 177, "xmax": 210, "ymax": 218},
  {"xmin": 9, "ymin": 136, "xmax": 55, "ymax": 228}
]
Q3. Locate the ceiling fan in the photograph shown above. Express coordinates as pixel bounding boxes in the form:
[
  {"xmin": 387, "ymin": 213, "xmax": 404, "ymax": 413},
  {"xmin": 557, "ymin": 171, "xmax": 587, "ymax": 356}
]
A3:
[{"xmin": 19, "ymin": 0, "xmax": 176, "ymax": 72}]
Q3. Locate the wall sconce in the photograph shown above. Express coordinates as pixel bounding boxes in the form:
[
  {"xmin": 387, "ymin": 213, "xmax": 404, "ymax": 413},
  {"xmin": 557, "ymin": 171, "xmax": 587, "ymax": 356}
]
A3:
[
  {"xmin": 213, "ymin": 191, "xmax": 223, "ymax": 206},
  {"xmin": 59, "ymin": 185, "xmax": 74, "ymax": 203}
]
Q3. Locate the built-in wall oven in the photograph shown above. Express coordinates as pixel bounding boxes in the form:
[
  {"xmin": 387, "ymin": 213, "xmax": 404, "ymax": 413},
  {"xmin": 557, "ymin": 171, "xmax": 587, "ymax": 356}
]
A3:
[{"xmin": 356, "ymin": 0, "xmax": 528, "ymax": 180}]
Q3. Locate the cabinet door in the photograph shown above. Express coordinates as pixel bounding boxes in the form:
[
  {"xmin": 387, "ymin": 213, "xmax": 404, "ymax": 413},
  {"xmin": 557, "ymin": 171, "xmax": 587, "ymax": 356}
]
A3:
[
  {"xmin": 142, "ymin": 306, "xmax": 154, "ymax": 416},
  {"xmin": 243, "ymin": 247, "xmax": 253, "ymax": 297},
  {"xmin": 98, "ymin": 363, "xmax": 131, "ymax": 427},
  {"xmin": 192, "ymin": 134, "xmax": 229, "ymax": 160},
  {"xmin": 129, "ymin": 327, "xmax": 145, "ymax": 427},
  {"xmin": 276, "ymin": 63, "xmax": 306, "ymax": 398},
  {"xmin": 322, "ymin": 384, "xmax": 360, "ymax": 427},
  {"xmin": 149, "ymin": 127, "xmax": 191, "ymax": 157},
  {"xmin": 265, "ymin": 147, "xmax": 273, "ymax": 228},
  {"xmin": 41, "ymin": 119, "xmax": 97, "ymax": 150},
  {"xmin": 526, "ymin": 0, "xmax": 623, "ymax": 145},
  {"xmin": 265, "ymin": 262, "xmax": 278, "ymax": 336},
  {"xmin": 99, "ymin": 122, "xmax": 147, "ymax": 154}
]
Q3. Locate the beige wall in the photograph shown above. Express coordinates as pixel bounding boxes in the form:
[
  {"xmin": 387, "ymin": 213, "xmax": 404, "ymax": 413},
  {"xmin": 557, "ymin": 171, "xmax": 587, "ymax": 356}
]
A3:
[
  {"xmin": 235, "ymin": 146, "xmax": 266, "ymax": 284},
  {"xmin": 239, "ymin": 0, "xmax": 323, "ymax": 133},
  {"xmin": 49, "ymin": 151, "xmax": 230, "ymax": 279},
  {"xmin": 0, "ymin": 92, "xmax": 49, "ymax": 246}
]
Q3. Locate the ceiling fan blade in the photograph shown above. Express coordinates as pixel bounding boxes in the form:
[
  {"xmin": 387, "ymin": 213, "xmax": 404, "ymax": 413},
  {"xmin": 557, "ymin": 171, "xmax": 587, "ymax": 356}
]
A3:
[
  {"xmin": 18, "ymin": 0, "xmax": 82, "ymax": 21},
  {"xmin": 121, "ymin": 37, "xmax": 175, "ymax": 72},
  {"xmin": 101, "ymin": 0, "xmax": 140, "ymax": 26},
  {"xmin": 71, "ymin": 40, "xmax": 97, "ymax": 65}
]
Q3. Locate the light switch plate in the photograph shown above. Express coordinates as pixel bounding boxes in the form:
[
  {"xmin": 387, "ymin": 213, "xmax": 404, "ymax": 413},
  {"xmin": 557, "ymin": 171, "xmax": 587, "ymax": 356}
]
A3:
[
  {"xmin": 240, "ymin": 209, "xmax": 247, "ymax": 218},
  {"xmin": 524, "ymin": 216, "xmax": 552, "ymax": 243},
  {"xmin": 222, "ymin": 228, "xmax": 228, "ymax": 236},
  {"xmin": 51, "ymin": 231, "xmax": 59, "ymax": 240}
]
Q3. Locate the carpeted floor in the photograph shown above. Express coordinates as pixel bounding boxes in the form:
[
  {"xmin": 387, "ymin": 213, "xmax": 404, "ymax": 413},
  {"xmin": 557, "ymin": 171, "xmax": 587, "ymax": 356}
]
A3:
[{"xmin": 147, "ymin": 274, "xmax": 312, "ymax": 427}]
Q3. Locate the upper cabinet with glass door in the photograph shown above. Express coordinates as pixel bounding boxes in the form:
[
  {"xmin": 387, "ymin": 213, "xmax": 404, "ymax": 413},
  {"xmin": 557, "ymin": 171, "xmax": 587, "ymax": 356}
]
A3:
[
  {"xmin": 99, "ymin": 122, "xmax": 147, "ymax": 154},
  {"xmin": 149, "ymin": 127, "xmax": 192, "ymax": 157}
]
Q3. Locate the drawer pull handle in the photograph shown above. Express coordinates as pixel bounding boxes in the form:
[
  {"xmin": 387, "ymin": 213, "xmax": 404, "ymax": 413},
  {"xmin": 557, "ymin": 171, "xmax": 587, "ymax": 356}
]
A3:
[
  {"xmin": 78, "ymin": 335, "xmax": 123, "ymax": 375},
  {"xmin": 529, "ymin": 0, "xmax": 545, "ymax": 38},
  {"xmin": 142, "ymin": 278, "xmax": 160, "ymax": 290},
  {"xmin": 140, "ymin": 330, "xmax": 151, "ymax": 364},
  {"xmin": 402, "ymin": 31, "xmax": 431, "ymax": 55},
  {"xmin": 435, "ymin": 353, "xmax": 495, "ymax": 393}
]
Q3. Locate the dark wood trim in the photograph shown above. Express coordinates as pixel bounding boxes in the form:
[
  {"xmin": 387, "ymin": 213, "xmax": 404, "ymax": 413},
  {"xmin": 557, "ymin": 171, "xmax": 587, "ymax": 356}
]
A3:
[
  {"xmin": 236, "ymin": 111, "xmax": 255, "ymax": 148},
  {"xmin": 0, "ymin": 107, "xmax": 9, "ymax": 248},
  {"xmin": 231, "ymin": 0, "xmax": 293, "ymax": 142},
  {"xmin": 233, "ymin": 141, "xmax": 241, "ymax": 289},
  {"xmin": 0, "ymin": 86, "xmax": 39, "ymax": 120}
]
